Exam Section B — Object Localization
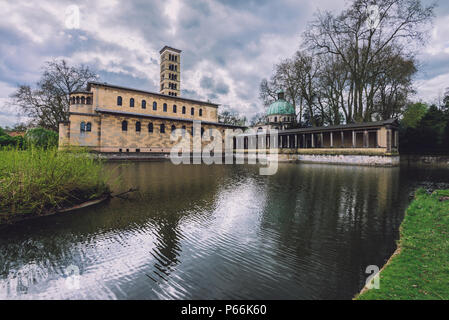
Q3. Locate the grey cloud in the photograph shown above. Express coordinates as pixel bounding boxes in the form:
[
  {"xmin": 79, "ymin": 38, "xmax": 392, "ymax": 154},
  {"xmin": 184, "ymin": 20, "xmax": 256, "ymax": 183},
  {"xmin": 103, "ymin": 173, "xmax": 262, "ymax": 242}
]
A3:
[
  {"xmin": 0, "ymin": 0, "xmax": 447, "ymax": 128},
  {"xmin": 200, "ymin": 76, "xmax": 214, "ymax": 89},
  {"xmin": 215, "ymin": 80, "xmax": 229, "ymax": 95}
]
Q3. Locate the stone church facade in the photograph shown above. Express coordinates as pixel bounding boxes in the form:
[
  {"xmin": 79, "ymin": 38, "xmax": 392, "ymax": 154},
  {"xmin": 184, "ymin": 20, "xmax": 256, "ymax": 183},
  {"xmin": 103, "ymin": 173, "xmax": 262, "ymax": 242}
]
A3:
[{"xmin": 59, "ymin": 46, "xmax": 244, "ymax": 154}]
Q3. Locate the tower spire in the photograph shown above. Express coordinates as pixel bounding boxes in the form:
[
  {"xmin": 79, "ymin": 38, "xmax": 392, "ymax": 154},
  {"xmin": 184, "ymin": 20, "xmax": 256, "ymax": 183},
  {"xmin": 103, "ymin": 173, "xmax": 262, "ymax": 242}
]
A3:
[{"xmin": 160, "ymin": 46, "xmax": 181, "ymax": 97}]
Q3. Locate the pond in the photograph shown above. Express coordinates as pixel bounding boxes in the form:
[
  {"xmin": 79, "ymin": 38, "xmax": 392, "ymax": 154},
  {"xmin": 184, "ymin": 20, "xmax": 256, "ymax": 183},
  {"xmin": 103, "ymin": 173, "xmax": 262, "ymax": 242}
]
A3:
[{"xmin": 1, "ymin": 162, "xmax": 449, "ymax": 299}]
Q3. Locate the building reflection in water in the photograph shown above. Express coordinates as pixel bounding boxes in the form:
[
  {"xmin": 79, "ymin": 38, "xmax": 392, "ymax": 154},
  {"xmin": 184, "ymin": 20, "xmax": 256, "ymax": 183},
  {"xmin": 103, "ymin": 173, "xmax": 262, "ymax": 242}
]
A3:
[{"xmin": 0, "ymin": 162, "xmax": 448, "ymax": 299}]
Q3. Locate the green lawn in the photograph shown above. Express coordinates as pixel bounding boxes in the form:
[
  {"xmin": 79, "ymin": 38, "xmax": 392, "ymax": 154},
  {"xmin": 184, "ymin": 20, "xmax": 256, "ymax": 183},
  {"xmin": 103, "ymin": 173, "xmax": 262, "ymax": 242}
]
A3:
[{"xmin": 356, "ymin": 189, "xmax": 449, "ymax": 300}]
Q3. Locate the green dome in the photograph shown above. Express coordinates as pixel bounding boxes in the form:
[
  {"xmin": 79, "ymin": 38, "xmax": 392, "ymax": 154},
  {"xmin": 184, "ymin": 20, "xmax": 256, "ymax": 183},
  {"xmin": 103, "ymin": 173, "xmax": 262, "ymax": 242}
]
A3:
[{"xmin": 266, "ymin": 98, "xmax": 295, "ymax": 116}]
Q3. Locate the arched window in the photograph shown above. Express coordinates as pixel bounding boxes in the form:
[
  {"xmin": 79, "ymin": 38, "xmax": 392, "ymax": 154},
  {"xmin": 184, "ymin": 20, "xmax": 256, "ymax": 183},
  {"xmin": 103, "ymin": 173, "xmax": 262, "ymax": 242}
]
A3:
[
  {"xmin": 136, "ymin": 121, "xmax": 141, "ymax": 132},
  {"xmin": 142, "ymin": 100, "xmax": 146, "ymax": 109},
  {"xmin": 81, "ymin": 96, "xmax": 85, "ymax": 104},
  {"xmin": 160, "ymin": 123, "xmax": 165, "ymax": 133},
  {"xmin": 71, "ymin": 97, "xmax": 76, "ymax": 104},
  {"xmin": 76, "ymin": 96, "xmax": 80, "ymax": 104},
  {"xmin": 130, "ymin": 98, "xmax": 135, "ymax": 107},
  {"xmin": 171, "ymin": 124, "xmax": 176, "ymax": 132},
  {"xmin": 117, "ymin": 96, "xmax": 122, "ymax": 106},
  {"xmin": 122, "ymin": 120, "xmax": 128, "ymax": 131},
  {"xmin": 148, "ymin": 122, "xmax": 153, "ymax": 133},
  {"xmin": 86, "ymin": 97, "xmax": 91, "ymax": 104},
  {"xmin": 199, "ymin": 109, "xmax": 203, "ymax": 117},
  {"xmin": 173, "ymin": 105, "xmax": 177, "ymax": 113},
  {"xmin": 163, "ymin": 103, "xmax": 167, "ymax": 112},
  {"xmin": 80, "ymin": 121, "xmax": 86, "ymax": 132},
  {"xmin": 153, "ymin": 101, "xmax": 157, "ymax": 110},
  {"xmin": 274, "ymin": 116, "xmax": 277, "ymax": 122},
  {"xmin": 86, "ymin": 122, "xmax": 92, "ymax": 132},
  {"xmin": 182, "ymin": 106, "xmax": 186, "ymax": 114},
  {"xmin": 191, "ymin": 107, "xmax": 194, "ymax": 116}
]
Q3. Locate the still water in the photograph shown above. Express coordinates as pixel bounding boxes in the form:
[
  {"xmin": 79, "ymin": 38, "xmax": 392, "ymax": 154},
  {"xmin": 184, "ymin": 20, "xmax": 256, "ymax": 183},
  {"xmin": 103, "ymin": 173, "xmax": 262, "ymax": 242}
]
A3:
[{"xmin": 1, "ymin": 162, "xmax": 449, "ymax": 300}]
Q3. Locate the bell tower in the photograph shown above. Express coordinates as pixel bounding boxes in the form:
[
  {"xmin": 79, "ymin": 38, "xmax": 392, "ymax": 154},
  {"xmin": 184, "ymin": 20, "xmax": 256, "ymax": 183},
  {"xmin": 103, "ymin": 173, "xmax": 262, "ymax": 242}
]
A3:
[{"xmin": 160, "ymin": 46, "xmax": 181, "ymax": 97}]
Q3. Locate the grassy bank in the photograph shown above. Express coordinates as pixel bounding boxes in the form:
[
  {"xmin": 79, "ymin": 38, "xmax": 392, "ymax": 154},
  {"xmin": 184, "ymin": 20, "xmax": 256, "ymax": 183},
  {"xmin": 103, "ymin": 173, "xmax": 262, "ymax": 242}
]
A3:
[
  {"xmin": 0, "ymin": 147, "xmax": 110, "ymax": 222},
  {"xmin": 356, "ymin": 189, "xmax": 449, "ymax": 300}
]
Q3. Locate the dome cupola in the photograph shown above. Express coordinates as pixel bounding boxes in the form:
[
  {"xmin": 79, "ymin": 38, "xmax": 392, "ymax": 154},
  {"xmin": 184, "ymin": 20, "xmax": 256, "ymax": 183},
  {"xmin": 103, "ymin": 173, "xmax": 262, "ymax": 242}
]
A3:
[{"xmin": 266, "ymin": 91, "xmax": 295, "ymax": 116}]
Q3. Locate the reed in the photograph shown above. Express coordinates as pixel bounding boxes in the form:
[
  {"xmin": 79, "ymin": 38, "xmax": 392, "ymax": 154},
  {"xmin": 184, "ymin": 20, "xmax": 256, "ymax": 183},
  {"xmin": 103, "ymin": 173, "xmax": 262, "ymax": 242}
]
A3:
[{"xmin": 0, "ymin": 146, "xmax": 110, "ymax": 219}]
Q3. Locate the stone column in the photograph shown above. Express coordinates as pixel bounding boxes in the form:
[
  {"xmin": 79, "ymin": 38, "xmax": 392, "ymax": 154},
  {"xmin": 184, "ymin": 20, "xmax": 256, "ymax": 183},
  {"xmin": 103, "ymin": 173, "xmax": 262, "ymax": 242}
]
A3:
[
  {"xmin": 303, "ymin": 134, "xmax": 306, "ymax": 148},
  {"xmin": 287, "ymin": 135, "xmax": 290, "ymax": 149},
  {"xmin": 320, "ymin": 133, "xmax": 324, "ymax": 148},
  {"xmin": 352, "ymin": 131, "xmax": 356, "ymax": 148},
  {"xmin": 364, "ymin": 130, "xmax": 368, "ymax": 148},
  {"xmin": 341, "ymin": 131, "xmax": 344, "ymax": 148},
  {"xmin": 311, "ymin": 133, "xmax": 315, "ymax": 148},
  {"xmin": 386, "ymin": 129, "xmax": 392, "ymax": 152},
  {"xmin": 394, "ymin": 130, "xmax": 399, "ymax": 149},
  {"xmin": 295, "ymin": 135, "xmax": 298, "ymax": 149},
  {"xmin": 330, "ymin": 132, "xmax": 333, "ymax": 148}
]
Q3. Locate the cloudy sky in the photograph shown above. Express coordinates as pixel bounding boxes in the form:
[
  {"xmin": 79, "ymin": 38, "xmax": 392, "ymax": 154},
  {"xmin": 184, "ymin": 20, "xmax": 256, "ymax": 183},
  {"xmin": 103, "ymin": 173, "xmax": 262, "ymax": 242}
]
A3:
[{"xmin": 0, "ymin": 0, "xmax": 448, "ymax": 127}]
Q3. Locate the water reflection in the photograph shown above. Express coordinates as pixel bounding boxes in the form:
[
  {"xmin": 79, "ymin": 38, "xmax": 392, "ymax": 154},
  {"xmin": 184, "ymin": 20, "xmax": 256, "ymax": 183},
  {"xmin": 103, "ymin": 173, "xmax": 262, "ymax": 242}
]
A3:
[{"xmin": 0, "ymin": 162, "xmax": 448, "ymax": 299}]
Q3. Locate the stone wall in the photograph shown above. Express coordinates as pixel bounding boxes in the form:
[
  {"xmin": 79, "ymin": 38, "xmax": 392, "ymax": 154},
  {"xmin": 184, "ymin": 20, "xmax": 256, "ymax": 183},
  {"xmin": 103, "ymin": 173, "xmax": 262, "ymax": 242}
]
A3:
[
  {"xmin": 65, "ymin": 113, "xmax": 241, "ymax": 153},
  {"xmin": 276, "ymin": 153, "xmax": 400, "ymax": 166},
  {"xmin": 84, "ymin": 84, "xmax": 218, "ymax": 123}
]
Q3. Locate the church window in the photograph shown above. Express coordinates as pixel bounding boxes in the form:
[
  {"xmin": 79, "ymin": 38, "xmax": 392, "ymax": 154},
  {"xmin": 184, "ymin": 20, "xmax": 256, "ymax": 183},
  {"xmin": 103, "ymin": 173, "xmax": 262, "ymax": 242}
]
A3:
[
  {"xmin": 122, "ymin": 120, "xmax": 128, "ymax": 131},
  {"xmin": 160, "ymin": 123, "xmax": 165, "ymax": 133},
  {"xmin": 199, "ymin": 109, "xmax": 203, "ymax": 117},
  {"xmin": 191, "ymin": 107, "xmax": 194, "ymax": 116},
  {"xmin": 86, "ymin": 122, "xmax": 92, "ymax": 132},
  {"xmin": 117, "ymin": 96, "xmax": 122, "ymax": 106},
  {"xmin": 163, "ymin": 103, "xmax": 167, "ymax": 112},
  {"xmin": 153, "ymin": 102, "xmax": 157, "ymax": 110},
  {"xmin": 130, "ymin": 98, "xmax": 135, "ymax": 107},
  {"xmin": 173, "ymin": 105, "xmax": 177, "ymax": 113},
  {"xmin": 148, "ymin": 122, "xmax": 153, "ymax": 133},
  {"xmin": 80, "ymin": 121, "xmax": 86, "ymax": 132},
  {"xmin": 136, "ymin": 121, "xmax": 141, "ymax": 132},
  {"xmin": 142, "ymin": 100, "xmax": 146, "ymax": 109}
]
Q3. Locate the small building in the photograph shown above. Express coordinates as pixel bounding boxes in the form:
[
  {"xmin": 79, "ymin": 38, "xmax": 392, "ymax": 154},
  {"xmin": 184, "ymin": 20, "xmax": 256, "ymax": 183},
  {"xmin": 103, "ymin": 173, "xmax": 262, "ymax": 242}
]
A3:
[{"xmin": 7, "ymin": 131, "xmax": 26, "ymax": 137}]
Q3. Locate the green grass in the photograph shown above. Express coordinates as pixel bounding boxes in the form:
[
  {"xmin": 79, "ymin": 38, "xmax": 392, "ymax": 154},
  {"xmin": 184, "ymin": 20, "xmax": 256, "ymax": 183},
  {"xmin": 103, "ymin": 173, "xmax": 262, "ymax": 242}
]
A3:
[
  {"xmin": 0, "ymin": 147, "xmax": 110, "ymax": 222},
  {"xmin": 356, "ymin": 188, "xmax": 449, "ymax": 300}
]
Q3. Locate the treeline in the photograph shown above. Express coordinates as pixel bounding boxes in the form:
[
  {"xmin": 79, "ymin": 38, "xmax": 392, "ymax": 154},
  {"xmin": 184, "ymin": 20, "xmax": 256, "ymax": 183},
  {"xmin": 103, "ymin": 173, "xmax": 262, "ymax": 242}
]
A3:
[
  {"xmin": 400, "ymin": 102, "xmax": 449, "ymax": 154},
  {"xmin": 0, "ymin": 127, "xmax": 58, "ymax": 149},
  {"xmin": 259, "ymin": 0, "xmax": 435, "ymax": 127}
]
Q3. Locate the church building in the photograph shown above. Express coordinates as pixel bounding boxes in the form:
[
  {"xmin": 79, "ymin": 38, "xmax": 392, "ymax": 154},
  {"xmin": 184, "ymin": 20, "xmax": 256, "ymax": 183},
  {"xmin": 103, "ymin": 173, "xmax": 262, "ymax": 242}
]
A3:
[{"xmin": 59, "ymin": 46, "xmax": 244, "ymax": 154}]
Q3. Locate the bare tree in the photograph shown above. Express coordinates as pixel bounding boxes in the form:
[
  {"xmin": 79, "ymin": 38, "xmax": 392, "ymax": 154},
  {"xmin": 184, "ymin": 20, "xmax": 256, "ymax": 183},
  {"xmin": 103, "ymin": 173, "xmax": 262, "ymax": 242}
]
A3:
[
  {"xmin": 304, "ymin": 0, "xmax": 435, "ymax": 122},
  {"xmin": 11, "ymin": 60, "xmax": 97, "ymax": 131},
  {"xmin": 218, "ymin": 110, "xmax": 247, "ymax": 126}
]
